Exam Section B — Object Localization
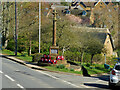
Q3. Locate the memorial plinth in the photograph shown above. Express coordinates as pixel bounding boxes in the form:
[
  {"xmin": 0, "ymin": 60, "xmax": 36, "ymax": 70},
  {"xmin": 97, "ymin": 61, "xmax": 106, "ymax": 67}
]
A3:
[{"xmin": 49, "ymin": 46, "xmax": 59, "ymax": 56}]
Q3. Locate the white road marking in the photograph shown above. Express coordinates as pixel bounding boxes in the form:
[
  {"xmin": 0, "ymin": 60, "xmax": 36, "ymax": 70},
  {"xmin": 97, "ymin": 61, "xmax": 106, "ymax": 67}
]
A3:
[
  {"xmin": 5, "ymin": 74, "xmax": 15, "ymax": 81},
  {"xmin": 61, "ymin": 80, "xmax": 80, "ymax": 88},
  {"xmin": 0, "ymin": 71, "xmax": 3, "ymax": 74},
  {"xmin": 37, "ymin": 70, "xmax": 80, "ymax": 88},
  {"xmin": 17, "ymin": 84, "xmax": 24, "ymax": 88}
]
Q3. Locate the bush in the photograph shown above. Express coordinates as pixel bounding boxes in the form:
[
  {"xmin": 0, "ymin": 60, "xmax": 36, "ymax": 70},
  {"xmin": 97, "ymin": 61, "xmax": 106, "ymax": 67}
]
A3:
[
  {"xmin": 83, "ymin": 53, "xmax": 91, "ymax": 63},
  {"xmin": 6, "ymin": 39, "xmax": 15, "ymax": 51},
  {"xmin": 93, "ymin": 54, "xmax": 104, "ymax": 63},
  {"xmin": 70, "ymin": 68, "xmax": 74, "ymax": 71},
  {"xmin": 90, "ymin": 66, "xmax": 95, "ymax": 69},
  {"xmin": 21, "ymin": 52, "xmax": 28, "ymax": 56},
  {"xmin": 56, "ymin": 64, "xmax": 65, "ymax": 69},
  {"xmin": 32, "ymin": 53, "xmax": 43, "ymax": 62},
  {"xmin": 86, "ymin": 63, "xmax": 90, "ymax": 67},
  {"xmin": 51, "ymin": 56, "xmax": 56, "ymax": 60}
]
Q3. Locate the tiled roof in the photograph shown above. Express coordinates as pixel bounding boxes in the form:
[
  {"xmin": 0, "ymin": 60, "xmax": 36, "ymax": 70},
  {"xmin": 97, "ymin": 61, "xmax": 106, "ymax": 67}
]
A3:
[{"xmin": 83, "ymin": 2, "xmax": 97, "ymax": 7}]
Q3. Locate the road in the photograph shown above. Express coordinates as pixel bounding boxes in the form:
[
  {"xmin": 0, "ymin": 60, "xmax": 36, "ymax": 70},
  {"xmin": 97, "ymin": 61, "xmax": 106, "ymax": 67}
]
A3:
[{"xmin": 0, "ymin": 56, "xmax": 111, "ymax": 90}]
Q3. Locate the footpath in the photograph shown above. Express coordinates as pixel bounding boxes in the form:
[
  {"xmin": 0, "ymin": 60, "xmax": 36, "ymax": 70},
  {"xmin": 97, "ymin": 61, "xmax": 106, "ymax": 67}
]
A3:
[{"xmin": 1, "ymin": 53, "xmax": 108, "ymax": 76}]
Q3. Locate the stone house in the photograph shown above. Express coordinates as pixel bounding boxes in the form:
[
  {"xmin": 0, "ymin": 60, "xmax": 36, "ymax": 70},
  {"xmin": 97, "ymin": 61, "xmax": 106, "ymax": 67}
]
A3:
[
  {"xmin": 69, "ymin": 0, "xmax": 117, "ymax": 25},
  {"xmin": 72, "ymin": 26, "xmax": 117, "ymax": 57}
]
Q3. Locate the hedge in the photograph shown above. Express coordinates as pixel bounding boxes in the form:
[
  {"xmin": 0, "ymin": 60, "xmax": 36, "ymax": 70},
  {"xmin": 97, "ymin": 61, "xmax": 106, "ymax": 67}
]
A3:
[{"xmin": 32, "ymin": 53, "xmax": 43, "ymax": 62}]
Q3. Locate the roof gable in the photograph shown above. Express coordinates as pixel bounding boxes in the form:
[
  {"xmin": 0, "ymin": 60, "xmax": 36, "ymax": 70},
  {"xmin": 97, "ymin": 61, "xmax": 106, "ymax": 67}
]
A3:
[{"xmin": 71, "ymin": 26, "xmax": 115, "ymax": 49}]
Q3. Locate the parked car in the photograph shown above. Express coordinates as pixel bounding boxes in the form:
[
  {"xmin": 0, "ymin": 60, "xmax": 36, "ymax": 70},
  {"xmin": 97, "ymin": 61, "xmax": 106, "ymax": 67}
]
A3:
[{"xmin": 109, "ymin": 62, "xmax": 120, "ymax": 88}]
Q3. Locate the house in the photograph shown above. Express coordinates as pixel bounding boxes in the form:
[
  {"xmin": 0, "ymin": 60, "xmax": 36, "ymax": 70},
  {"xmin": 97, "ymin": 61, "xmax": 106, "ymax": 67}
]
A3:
[
  {"xmin": 71, "ymin": 26, "xmax": 117, "ymax": 57},
  {"xmin": 69, "ymin": 0, "xmax": 116, "ymax": 24},
  {"xmin": 94, "ymin": 0, "xmax": 108, "ymax": 10}
]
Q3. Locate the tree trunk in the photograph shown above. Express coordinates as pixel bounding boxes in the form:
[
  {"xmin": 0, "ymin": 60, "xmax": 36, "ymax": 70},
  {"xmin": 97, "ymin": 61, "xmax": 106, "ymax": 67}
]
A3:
[
  {"xmin": 4, "ymin": 40, "xmax": 8, "ymax": 49},
  {"xmin": 91, "ymin": 54, "xmax": 94, "ymax": 65},
  {"xmin": 62, "ymin": 46, "xmax": 65, "ymax": 56},
  {"xmin": 80, "ymin": 52, "xmax": 84, "ymax": 64},
  {"xmin": 28, "ymin": 40, "xmax": 31, "ymax": 56}
]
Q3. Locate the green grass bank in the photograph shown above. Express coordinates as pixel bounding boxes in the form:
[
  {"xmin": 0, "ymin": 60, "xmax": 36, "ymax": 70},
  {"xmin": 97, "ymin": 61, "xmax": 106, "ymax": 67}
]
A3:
[{"xmin": 1, "ymin": 49, "xmax": 111, "ymax": 75}]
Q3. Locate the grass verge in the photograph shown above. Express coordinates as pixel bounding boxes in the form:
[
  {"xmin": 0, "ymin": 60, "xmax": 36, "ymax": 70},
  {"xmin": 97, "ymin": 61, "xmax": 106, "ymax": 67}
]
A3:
[
  {"xmin": 1, "ymin": 49, "xmax": 110, "ymax": 75},
  {"xmin": 44, "ymin": 65, "xmax": 83, "ymax": 75},
  {"xmin": 43, "ymin": 64, "xmax": 110, "ymax": 75},
  {"xmin": 1, "ymin": 49, "xmax": 32, "ymax": 62}
]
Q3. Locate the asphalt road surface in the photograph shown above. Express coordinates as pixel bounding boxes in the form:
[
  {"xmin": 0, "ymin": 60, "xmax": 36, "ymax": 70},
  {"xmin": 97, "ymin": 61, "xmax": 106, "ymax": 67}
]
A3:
[{"xmin": 0, "ymin": 56, "xmax": 113, "ymax": 90}]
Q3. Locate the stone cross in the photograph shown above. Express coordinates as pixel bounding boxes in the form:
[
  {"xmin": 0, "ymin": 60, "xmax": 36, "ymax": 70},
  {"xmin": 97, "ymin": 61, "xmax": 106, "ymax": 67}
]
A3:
[{"xmin": 52, "ymin": 9, "xmax": 57, "ymax": 46}]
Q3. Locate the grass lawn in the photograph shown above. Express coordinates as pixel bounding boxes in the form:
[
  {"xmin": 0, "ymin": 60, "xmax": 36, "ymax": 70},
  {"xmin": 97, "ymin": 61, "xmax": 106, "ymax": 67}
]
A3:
[
  {"xmin": 16, "ymin": 55, "xmax": 32, "ymax": 62},
  {"xmin": 1, "ymin": 49, "xmax": 16, "ymax": 55},
  {"xmin": 83, "ymin": 64, "xmax": 110, "ymax": 75},
  {"xmin": 1, "ymin": 49, "xmax": 110, "ymax": 75},
  {"xmin": 44, "ymin": 65, "xmax": 83, "ymax": 75},
  {"xmin": 1, "ymin": 49, "xmax": 32, "ymax": 62},
  {"xmin": 41, "ymin": 63, "xmax": 110, "ymax": 75}
]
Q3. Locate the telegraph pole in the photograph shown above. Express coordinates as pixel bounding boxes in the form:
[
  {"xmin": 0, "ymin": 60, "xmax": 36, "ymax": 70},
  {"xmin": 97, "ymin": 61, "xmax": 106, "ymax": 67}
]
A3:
[
  {"xmin": 0, "ymin": 2, "xmax": 2, "ymax": 50},
  {"xmin": 15, "ymin": 0, "xmax": 17, "ymax": 56},
  {"xmin": 39, "ymin": 2, "xmax": 41, "ymax": 53}
]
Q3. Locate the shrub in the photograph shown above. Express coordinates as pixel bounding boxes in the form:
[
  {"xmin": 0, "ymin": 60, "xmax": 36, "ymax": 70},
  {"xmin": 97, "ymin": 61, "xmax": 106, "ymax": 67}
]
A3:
[
  {"xmin": 6, "ymin": 39, "xmax": 15, "ymax": 51},
  {"xmin": 86, "ymin": 63, "xmax": 90, "ymax": 67},
  {"xmin": 56, "ymin": 65, "xmax": 59, "ymax": 68},
  {"xmin": 51, "ymin": 56, "xmax": 56, "ymax": 60},
  {"xmin": 90, "ymin": 66, "xmax": 95, "ymax": 69},
  {"xmin": 93, "ymin": 54, "xmax": 104, "ymax": 64},
  {"xmin": 21, "ymin": 52, "xmax": 28, "ymax": 56},
  {"xmin": 31, "ymin": 46, "xmax": 38, "ymax": 54},
  {"xmin": 59, "ymin": 64, "xmax": 65, "ymax": 69},
  {"xmin": 32, "ymin": 53, "xmax": 43, "ymax": 62},
  {"xmin": 70, "ymin": 68, "xmax": 74, "ymax": 71},
  {"xmin": 83, "ymin": 53, "xmax": 91, "ymax": 63},
  {"xmin": 56, "ymin": 64, "xmax": 65, "ymax": 69}
]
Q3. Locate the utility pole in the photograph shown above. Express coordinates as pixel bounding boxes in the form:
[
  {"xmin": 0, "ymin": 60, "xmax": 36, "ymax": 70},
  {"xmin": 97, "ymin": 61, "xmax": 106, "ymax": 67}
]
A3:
[
  {"xmin": 39, "ymin": 2, "xmax": 41, "ymax": 53},
  {"xmin": 0, "ymin": 1, "xmax": 2, "ymax": 50},
  {"xmin": 15, "ymin": 0, "xmax": 17, "ymax": 56}
]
